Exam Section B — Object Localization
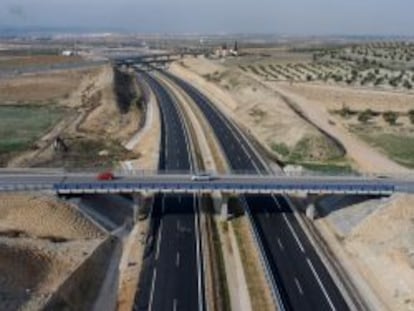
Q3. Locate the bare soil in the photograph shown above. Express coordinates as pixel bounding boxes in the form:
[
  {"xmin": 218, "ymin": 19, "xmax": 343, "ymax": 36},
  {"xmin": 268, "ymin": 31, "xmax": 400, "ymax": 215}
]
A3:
[
  {"xmin": 169, "ymin": 57, "xmax": 344, "ymax": 165},
  {"xmin": 318, "ymin": 194, "xmax": 414, "ymax": 310},
  {"xmin": 0, "ymin": 194, "xmax": 105, "ymax": 240},
  {"xmin": 0, "ymin": 193, "xmax": 108, "ymax": 310},
  {"xmin": 0, "ymin": 68, "xmax": 99, "ymax": 104},
  {"xmin": 271, "ymin": 81, "xmax": 413, "ymax": 173}
]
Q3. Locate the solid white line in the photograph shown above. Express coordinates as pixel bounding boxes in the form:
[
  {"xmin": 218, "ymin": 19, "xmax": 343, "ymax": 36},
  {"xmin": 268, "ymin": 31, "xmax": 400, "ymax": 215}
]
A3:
[
  {"xmin": 176, "ymin": 251, "xmax": 180, "ymax": 267},
  {"xmin": 162, "ymin": 195, "xmax": 166, "ymax": 214},
  {"xmin": 193, "ymin": 194, "xmax": 204, "ymax": 311},
  {"xmin": 173, "ymin": 298, "xmax": 178, "ymax": 311},
  {"xmin": 272, "ymin": 196, "xmax": 282, "ymax": 210},
  {"xmin": 272, "ymin": 196, "xmax": 305, "ymax": 253},
  {"xmin": 148, "ymin": 268, "xmax": 158, "ymax": 311},
  {"xmin": 282, "ymin": 213, "xmax": 305, "ymax": 253},
  {"xmin": 155, "ymin": 221, "xmax": 163, "ymax": 260},
  {"xmin": 294, "ymin": 277, "xmax": 304, "ymax": 295},
  {"xmin": 306, "ymin": 258, "xmax": 336, "ymax": 311},
  {"xmin": 277, "ymin": 238, "xmax": 284, "ymax": 251}
]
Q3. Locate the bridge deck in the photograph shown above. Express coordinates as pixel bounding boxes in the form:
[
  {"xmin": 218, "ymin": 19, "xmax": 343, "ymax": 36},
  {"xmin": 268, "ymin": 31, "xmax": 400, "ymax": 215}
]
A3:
[{"xmin": 0, "ymin": 173, "xmax": 412, "ymax": 194}]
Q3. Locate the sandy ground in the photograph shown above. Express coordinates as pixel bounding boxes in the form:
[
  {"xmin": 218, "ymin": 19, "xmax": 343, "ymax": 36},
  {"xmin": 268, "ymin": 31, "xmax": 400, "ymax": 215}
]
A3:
[
  {"xmin": 170, "ymin": 57, "xmax": 343, "ymax": 163},
  {"xmin": 268, "ymin": 81, "xmax": 412, "ymax": 173},
  {"xmin": 0, "ymin": 193, "xmax": 107, "ymax": 310},
  {"xmin": 278, "ymin": 82, "xmax": 414, "ymax": 113},
  {"xmin": 317, "ymin": 194, "xmax": 414, "ymax": 310},
  {"xmin": 0, "ymin": 194, "xmax": 105, "ymax": 240}
]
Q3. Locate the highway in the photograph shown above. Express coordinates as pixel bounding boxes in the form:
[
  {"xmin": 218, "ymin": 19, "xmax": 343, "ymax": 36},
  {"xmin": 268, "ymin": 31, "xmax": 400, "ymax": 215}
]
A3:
[
  {"xmin": 164, "ymin": 70, "xmax": 350, "ymax": 311},
  {"xmin": 133, "ymin": 72, "xmax": 204, "ymax": 311}
]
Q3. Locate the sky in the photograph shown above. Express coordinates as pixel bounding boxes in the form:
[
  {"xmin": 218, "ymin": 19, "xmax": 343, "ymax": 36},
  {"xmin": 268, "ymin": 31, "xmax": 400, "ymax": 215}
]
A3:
[{"xmin": 0, "ymin": 0, "xmax": 413, "ymax": 36}]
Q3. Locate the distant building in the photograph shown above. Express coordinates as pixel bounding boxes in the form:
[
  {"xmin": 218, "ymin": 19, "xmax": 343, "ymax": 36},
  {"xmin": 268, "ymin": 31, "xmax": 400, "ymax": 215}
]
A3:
[
  {"xmin": 213, "ymin": 41, "xmax": 239, "ymax": 58},
  {"xmin": 230, "ymin": 41, "xmax": 239, "ymax": 56}
]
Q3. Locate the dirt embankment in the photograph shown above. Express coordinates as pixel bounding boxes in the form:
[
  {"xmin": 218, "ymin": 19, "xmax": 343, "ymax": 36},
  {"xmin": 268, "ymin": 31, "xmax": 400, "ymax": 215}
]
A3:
[
  {"xmin": 270, "ymin": 82, "xmax": 412, "ymax": 173},
  {"xmin": 345, "ymin": 195, "xmax": 414, "ymax": 310},
  {"xmin": 8, "ymin": 65, "xmax": 142, "ymax": 169},
  {"xmin": 317, "ymin": 194, "xmax": 414, "ymax": 310},
  {"xmin": 169, "ymin": 57, "xmax": 345, "ymax": 166},
  {"xmin": 0, "ymin": 194, "xmax": 111, "ymax": 311},
  {"xmin": 79, "ymin": 66, "xmax": 143, "ymax": 143}
]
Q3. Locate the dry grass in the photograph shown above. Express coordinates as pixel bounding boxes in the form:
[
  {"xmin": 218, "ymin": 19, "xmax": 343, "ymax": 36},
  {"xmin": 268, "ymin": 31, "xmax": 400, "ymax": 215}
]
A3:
[
  {"xmin": 232, "ymin": 216, "xmax": 274, "ymax": 311},
  {"xmin": 0, "ymin": 68, "xmax": 100, "ymax": 104},
  {"xmin": 0, "ymin": 55, "xmax": 84, "ymax": 69},
  {"xmin": 278, "ymin": 82, "xmax": 414, "ymax": 112}
]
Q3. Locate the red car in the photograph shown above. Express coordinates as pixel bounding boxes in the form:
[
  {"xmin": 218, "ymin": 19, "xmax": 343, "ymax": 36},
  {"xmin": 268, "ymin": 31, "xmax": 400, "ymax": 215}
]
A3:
[{"xmin": 97, "ymin": 172, "xmax": 115, "ymax": 181}]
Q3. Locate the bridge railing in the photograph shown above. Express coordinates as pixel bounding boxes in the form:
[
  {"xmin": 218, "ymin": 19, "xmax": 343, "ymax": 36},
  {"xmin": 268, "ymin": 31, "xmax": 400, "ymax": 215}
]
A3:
[{"xmin": 1, "ymin": 168, "xmax": 414, "ymax": 181}]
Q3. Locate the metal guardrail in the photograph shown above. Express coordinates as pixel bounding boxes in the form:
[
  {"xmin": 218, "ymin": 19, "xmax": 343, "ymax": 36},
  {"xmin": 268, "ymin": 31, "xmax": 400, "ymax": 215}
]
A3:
[
  {"xmin": 2, "ymin": 168, "xmax": 414, "ymax": 180},
  {"xmin": 51, "ymin": 182, "xmax": 396, "ymax": 194},
  {"xmin": 240, "ymin": 197, "xmax": 287, "ymax": 311}
]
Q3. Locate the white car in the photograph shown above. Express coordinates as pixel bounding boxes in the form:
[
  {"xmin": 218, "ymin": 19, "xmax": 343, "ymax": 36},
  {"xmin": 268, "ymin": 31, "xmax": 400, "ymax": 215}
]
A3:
[{"xmin": 191, "ymin": 173, "xmax": 213, "ymax": 181}]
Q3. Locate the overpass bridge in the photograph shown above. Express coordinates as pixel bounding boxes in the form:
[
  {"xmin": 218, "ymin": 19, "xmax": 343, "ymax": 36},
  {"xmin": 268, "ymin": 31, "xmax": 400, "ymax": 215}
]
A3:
[
  {"xmin": 112, "ymin": 51, "xmax": 203, "ymax": 66},
  {"xmin": 0, "ymin": 172, "xmax": 413, "ymax": 195}
]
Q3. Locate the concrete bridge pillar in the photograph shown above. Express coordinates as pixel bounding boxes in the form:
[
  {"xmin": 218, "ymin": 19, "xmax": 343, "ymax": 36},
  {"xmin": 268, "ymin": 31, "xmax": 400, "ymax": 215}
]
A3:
[
  {"xmin": 305, "ymin": 203, "xmax": 316, "ymax": 220},
  {"xmin": 212, "ymin": 191, "xmax": 229, "ymax": 221},
  {"xmin": 132, "ymin": 191, "xmax": 152, "ymax": 223}
]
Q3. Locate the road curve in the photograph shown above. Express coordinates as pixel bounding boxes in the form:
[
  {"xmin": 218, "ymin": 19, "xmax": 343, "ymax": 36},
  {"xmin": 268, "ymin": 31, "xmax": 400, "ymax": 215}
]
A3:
[
  {"xmin": 163, "ymin": 70, "xmax": 350, "ymax": 311},
  {"xmin": 133, "ymin": 72, "xmax": 204, "ymax": 311}
]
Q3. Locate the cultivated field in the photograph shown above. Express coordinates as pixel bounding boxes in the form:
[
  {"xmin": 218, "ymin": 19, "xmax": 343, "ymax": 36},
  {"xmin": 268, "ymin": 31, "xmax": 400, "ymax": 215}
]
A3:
[
  {"xmin": 0, "ymin": 55, "xmax": 85, "ymax": 70},
  {"xmin": 239, "ymin": 43, "xmax": 414, "ymax": 91}
]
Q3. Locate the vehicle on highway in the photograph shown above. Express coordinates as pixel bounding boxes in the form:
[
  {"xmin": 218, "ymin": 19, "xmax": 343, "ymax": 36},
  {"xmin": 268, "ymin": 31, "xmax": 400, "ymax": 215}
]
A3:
[
  {"xmin": 97, "ymin": 171, "xmax": 115, "ymax": 181},
  {"xmin": 191, "ymin": 173, "xmax": 213, "ymax": 181}
]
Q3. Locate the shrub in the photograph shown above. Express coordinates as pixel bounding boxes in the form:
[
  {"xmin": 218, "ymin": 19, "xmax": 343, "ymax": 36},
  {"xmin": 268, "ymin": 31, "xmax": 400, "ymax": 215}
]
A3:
[
  {"xmin": 337, "ymin": 105, "xmax": 356, "ymax": 118},
  {"xmin": 408, "ymin": 110, "xmax": 414, "ymax": 124},
  {"xmin": 271, "ymin": 143, "xmax": 290, "ymax": 157},
  {"xmin": 358, "ymin": 111, "xmax": 372, "ymax": 123},
  {"xmin": 383, "ymin": 111, "xmax": 398, "ymax": 125},
  {"xmin": 403, "ymin": 80, "xmax": 413, "ymax": 89}
]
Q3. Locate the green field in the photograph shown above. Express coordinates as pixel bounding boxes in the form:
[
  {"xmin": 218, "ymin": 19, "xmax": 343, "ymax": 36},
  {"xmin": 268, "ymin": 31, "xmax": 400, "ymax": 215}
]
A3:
[
  {"xmin": 358, "ymin": 133, "xmax": 414, "ymax": 168},
  {"xmin": 0, "ymin": 105, "xmax": 64, "ymax": 162}
]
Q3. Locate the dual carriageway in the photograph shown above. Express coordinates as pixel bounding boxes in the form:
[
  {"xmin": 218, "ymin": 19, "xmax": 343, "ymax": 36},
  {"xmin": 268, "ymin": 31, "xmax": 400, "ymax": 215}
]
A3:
[
  {"xmin": 4, "ymin": 62, "xmax": 409, "ymax": 310},
  {"xmin": 130, "ymin": 68, "xmax": 350, "ymax": 311}
]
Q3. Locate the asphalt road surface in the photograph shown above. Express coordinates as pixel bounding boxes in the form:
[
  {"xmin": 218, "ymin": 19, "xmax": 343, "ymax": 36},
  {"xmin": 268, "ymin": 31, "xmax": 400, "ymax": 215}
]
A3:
[
  {"xmin": 164, "ymin": 70, "xmax": 350, "ymax": 311},
  {"xmin": 133, "ymin": 71, "xmax": 204, "ymax": 311}
]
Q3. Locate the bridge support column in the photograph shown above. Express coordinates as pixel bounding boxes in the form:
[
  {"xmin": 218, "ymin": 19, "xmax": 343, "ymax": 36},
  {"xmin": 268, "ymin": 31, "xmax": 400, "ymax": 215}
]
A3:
[
  {"xmin": 132, "ymin": 192, "xmax": 152, "ymax": 223},
  {"xmin": 305, "ymin": 203, "xmax": 316, "ymax": 220},
  {"xmin": 212, "ymin": 191, "xmax": 229, "ymax": 221}
]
